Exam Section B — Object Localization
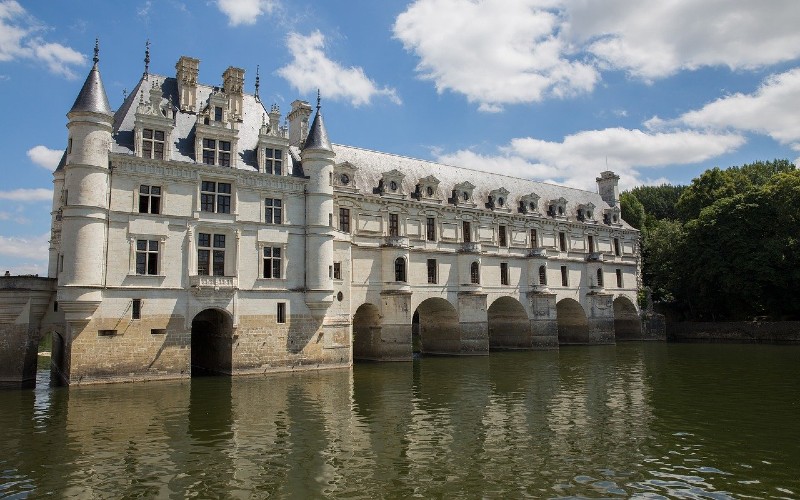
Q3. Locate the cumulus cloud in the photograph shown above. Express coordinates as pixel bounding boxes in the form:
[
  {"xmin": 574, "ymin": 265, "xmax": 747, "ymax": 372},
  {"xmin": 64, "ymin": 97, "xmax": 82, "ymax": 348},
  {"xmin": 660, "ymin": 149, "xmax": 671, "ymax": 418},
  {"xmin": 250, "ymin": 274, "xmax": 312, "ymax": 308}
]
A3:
[
  {"xmin": 0, "ymin": 232, "xmax": 49, "ymax": 261},
  {"xmin": 435, "ymin": 128, "xmax": 745, "ymax": 191},
  {"xmin": 27, "ymin": 145, "xmax": 62, "ymax": 172},
  {"xmin": 394, "ymin": 0, "xmax": 800, "ymax": 109},
  {"xmin": 278, "ymin": 31, "xmax": 401, "ymax": 107},
  {"xmin": 216, "ymin": 0, "xmax": 277, "ymax": 26},
  {"xmin": 0, "ymin": 188, "xmax": 52, "ymax": 202},
  {"xmin": 0, "ymin": 0, "xmax": 86, "ymax": 78}
]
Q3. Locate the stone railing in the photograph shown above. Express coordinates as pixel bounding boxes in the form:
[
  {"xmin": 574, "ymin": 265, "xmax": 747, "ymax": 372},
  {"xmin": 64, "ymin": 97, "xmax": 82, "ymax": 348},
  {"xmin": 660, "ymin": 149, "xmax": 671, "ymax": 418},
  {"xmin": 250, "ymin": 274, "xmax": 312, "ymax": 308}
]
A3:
[
  {"xmin": 460, "ymin": 242, "xmax": 481, "ymax": 253},
  {"xmin": 383, "ymin": 235, "xmax": 409, "ymax": 248},
  {"xmin": 529, "ymin": 247, "xmax": 547, "ymax": 257},
  {"xmin": 586, "ymin": 252, "xmax": 603, "ymax": 262},
  {"xmin": 189, "ymin": 275, "xmax": 237, "ymax": 290}
]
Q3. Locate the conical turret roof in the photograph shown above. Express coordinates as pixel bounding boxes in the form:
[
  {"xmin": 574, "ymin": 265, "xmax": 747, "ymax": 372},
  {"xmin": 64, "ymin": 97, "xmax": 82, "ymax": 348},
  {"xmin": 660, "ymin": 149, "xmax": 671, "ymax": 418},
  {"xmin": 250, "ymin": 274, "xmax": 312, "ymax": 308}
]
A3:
[
  {"xmin": 69, "ymin": 43, "xmax": 112, "ymax": 116},
  {"xmin": 303, "ymin": 94, "xmax": 332, "ymax": 152}
]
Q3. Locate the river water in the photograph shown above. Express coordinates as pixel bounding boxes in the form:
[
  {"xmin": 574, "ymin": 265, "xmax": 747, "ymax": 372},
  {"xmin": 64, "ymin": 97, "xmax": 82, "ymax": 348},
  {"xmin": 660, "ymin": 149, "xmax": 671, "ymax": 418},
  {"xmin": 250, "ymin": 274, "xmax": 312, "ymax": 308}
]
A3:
[{"xmin": 1, "ymin": 343, "xmax": 798, "ymax": 499}]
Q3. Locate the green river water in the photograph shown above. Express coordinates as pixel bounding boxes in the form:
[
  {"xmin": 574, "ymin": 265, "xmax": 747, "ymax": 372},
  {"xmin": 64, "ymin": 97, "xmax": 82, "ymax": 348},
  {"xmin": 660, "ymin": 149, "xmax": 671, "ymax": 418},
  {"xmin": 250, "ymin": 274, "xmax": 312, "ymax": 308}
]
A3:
[{"xmin": 1, "ymin": 343, "xmax": 799, "ymax": 498}]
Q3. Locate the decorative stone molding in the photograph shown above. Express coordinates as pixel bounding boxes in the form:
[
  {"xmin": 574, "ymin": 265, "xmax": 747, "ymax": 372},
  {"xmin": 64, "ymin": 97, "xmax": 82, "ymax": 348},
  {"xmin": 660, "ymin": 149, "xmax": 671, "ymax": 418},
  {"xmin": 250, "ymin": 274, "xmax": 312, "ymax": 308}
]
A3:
[
  {"xmin": 415, "ymin": 175, "xmax": 441, "ymax": 202},
  {"xmin": 451, "ymin": 181, "xmax": 476, "ymax": 207},
  {"xmin": 547, "ymin": 197, "xmax": 568, "ymax": 219},
  {"xmin": 519, "ymin": 192, "xmax": 540, "ymax": 214},
  {"xmin": 487, "ymin": 187, "xmax": 511, "ymax": 212},
  {"xmin": 577, "ymin": 202, "xmax": 596, "ymax": 222},
  {"xmin": 378, "ymin": 169, "xmax": 406, "ymax": 198},
  {"xmin": 334, "ymin": 161, "xmax": 359, "ymax": 193}
]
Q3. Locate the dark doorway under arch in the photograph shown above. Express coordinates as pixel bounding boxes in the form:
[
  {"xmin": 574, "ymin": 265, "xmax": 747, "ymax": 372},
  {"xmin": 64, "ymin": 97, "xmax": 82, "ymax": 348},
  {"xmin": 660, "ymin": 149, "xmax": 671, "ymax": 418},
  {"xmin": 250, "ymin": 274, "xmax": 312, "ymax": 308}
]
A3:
[
  {"xmin": 613, "ymin": 296, "xmax": 642, "ymax": 340},
  {"xmin": 191, "ymin": 309, "xmax": 233, "ymax": 377},
  {"xmin": 353, "ymin": 303, "xmax": 382, "ymax": 361},
  {"xmin": 556, "ymin": 299, "xmax": 589, "ymax": 344},
  {"xmin": 413, "ymin": 298, "xmax": 460, "ymax": 355},
  {"xmin": 488, "ymin": 296, "xmax": 530, "ymax": 349}
]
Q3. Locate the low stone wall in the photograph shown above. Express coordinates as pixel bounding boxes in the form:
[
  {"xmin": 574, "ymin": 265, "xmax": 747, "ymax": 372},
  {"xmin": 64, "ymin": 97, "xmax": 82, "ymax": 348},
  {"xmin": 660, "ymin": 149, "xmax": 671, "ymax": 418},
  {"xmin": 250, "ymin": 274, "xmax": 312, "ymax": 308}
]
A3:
[{"xmin": 668, "ymin": 321, "xmax": 800, "ymax": 344}]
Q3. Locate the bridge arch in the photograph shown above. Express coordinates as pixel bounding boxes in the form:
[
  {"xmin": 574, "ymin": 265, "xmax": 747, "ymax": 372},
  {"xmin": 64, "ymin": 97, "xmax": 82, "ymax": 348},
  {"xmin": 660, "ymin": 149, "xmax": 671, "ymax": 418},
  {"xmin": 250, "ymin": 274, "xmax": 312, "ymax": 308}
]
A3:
[
  {"xmin": 613, "ymin": 296, "xmax": 641, "ymax": 340},
  {"xmin": 191, "ymin": 308, "xmax": 233, "ymax": 376},
  {"xmin": 353, "ymin": 303, "xmax": 382, "ymax": 361},
  {"xmin": 412, "ymin": 297, "xmax": 459, "ymax": 355},
  {"xmin": 556, "ymin": 298, "xmax": 589, "ymax": 345},
  {"xmin": 488, "ymin": 296, "xmax": 530, "ymax": 349}
]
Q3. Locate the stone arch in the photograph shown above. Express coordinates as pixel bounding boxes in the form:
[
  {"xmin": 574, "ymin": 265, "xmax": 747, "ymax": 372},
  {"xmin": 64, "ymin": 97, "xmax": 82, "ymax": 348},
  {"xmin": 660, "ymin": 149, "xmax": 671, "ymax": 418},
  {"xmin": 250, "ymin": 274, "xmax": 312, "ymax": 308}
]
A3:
[
  {"xmin": 191, "ymin": 308, "xmax": 234, "ymax": 376},
  {"xmin": 412, "ymin": 297, "xmax": 459, "ymax": 355},
  {"xmin": 613, "ymin": 296, "xmax": 641, "ymax": 340},
  {"xmin": 488, "ymin": 296, "xmax": 530, "ymax": 349},
  {"xmin": 353, "ymin": 303, "xmax": 382, "ymax": 361},
  {"xmin": 556, "ymin": 298, "xmax": 589, "ymax": 344}
]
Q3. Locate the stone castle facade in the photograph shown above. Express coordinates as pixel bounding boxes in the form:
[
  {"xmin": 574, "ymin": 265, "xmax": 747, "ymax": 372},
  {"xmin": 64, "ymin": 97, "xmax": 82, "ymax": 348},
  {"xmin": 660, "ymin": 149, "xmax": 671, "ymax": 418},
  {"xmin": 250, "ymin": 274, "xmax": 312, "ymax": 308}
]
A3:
[{"xmin": 44, "ymin": 45, "xmax": 648, "ymax": 385}]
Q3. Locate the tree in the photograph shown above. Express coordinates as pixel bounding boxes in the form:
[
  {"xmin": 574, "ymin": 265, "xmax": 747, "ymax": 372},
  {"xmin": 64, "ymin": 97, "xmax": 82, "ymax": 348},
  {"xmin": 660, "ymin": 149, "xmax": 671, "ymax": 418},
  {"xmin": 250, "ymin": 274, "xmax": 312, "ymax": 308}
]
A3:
[
  {"xmin": 628, "ymin": 184, "xmax": 685, "ymax": 221},
  {"xmin": 620, "ymin": 192, "xmax": 645, "ymax": 230}
]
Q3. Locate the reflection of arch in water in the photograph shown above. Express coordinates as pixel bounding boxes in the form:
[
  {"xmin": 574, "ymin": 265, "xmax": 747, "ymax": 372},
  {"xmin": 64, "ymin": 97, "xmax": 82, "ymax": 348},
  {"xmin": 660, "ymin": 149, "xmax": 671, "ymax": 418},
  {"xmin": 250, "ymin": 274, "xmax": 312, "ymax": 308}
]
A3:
[
  {"xmin": 556, "ymin": 298, "xmax": 589, "ymax": 345},
  {"xmin": 488, "ymin": 296, "xmax": 530, "ymax": 349},
  {"xmin": 412, "ymin": 298, "xmax": 460, "ymax": 355},
  {"xmin": 191, "ymin": 309, "xmax": 234, "ymax": 377},
  {"xmin": 353, "ymin": 303, "xmax": 382, "ymax": 361},
  {"xmin": 613, "ymin": 296, "xmax": 641, "ymax": 340}
]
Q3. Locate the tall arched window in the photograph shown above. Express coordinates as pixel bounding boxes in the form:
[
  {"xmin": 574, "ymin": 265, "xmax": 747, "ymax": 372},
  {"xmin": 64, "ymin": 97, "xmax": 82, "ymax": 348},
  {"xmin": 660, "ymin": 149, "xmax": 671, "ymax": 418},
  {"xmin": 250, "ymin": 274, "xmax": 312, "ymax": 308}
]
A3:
[
  {"xmin": 596, "ymin": 268, "xmax": 604, "ymax": 287},
  {"xmin": 538, "ymin": 265, "xmax": 547, "ymax": 285},
  {"xmin": 394, "ymin": 257, "xmax": 406, "ymax": 282},
  {"xmin": 470, "ymin": 261, "xmax": 480, "ymax": 284}
]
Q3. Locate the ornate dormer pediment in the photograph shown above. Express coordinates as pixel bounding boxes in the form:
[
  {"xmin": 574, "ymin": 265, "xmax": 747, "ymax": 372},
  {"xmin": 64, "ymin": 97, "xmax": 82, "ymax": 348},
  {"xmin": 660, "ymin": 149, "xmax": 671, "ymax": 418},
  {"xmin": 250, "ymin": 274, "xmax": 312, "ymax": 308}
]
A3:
[
  {"xmin": 134, "ymin": 81, "xmax": 175, "ymax": 160},
  {"xmin": 378, "ymin": 169, "xmax": 406, "ymax": 198},
  {"xmin": 519, "ymin": 192, "xmax": 540, "ymax": 215},
  {"xmin": 577, "ymin": 202, "xmax": 596, "ymax": 222},
  {"xmin": 487, "ymin": 187, "xmax": 511, "ymax": 211},
  {"xmin": 257, "ymin": 111, "xmax": 289, "ymax": 175},
  {"xmin": 547, "ymin": 197, "xmax": 568, "ymax": 219},
  {"xmin": 451, "ymin": 181, "xmax": 476, "ymax": 207},
  {"xmin": 415, "ymin": 175, "xmax": 441, "ymax": 202},
  {"xmin": 603, "ymin": 206, "xmax": 622, "ymax": 226},
  {"xmin": 333, "ymin": 161, "xmax": 358, "ymax": 192}
]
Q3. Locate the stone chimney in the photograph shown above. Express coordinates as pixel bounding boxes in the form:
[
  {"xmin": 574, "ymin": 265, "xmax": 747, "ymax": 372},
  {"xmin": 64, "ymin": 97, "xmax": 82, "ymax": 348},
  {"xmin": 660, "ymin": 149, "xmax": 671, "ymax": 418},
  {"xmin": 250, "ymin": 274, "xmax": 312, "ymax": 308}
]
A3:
[
  {"xmin": 223, "ymin": 66, "xmax": 245, "ymax": 121},
  {"xmin": 287, "ymin": 100, "xmax": 312, "ymax": 147},
  {"xmin": 596, "ymin": 171, "xmax": 620, "ymax": 207},
  {"xmin": 175, "ymin": 56, "xmax": 199, "ymax": 112}
]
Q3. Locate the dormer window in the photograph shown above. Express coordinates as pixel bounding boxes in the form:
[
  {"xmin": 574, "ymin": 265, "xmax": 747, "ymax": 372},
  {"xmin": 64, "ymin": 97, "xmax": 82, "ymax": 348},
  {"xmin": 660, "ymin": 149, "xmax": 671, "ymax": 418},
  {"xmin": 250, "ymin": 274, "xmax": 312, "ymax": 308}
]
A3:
[
  {"xmin": 340, "ymin": 174, "xmax": 350, "ymax": 185},
  {"xmin": 142, "ymin": 129, "xmax": 165, "ymax": 160},
  {"xmin": 265, "ymin": 147, "xmax": 283, "ymax": 175},
  {"xmin": 379, "ymin": 169, "xmax": 406, "ymax": 198},
  {"xmin": 202, "ymin": 139, "xmax": 231, "ymax": 167},
  {"xmin": 390, "ymin": 181, "xmax": 398, "ymax": 191},
  {"xmin": 214, "ymin": 106, "xmax": 223, "ymax": 122},
  {"xmin": 577, "ymin": 203, "xmax": 596, "ymax": 222},
  {"xmin": 416, "ymin": 175, "xmax": 441, "ymax": 202},
  {"xmin": 462, "ymin": 192, "xmax": 469, "ymax": 201},
  {"xmin": 426, "ymin": 186, "xmax": 434, "ymax": 197},
  {"xmin": 487, "ymin": 187, "xmax": 511, "ymax": 211},
  {"xmin": 548, "ymin": 197, "xmax": 567, "ymax": 218},
  {"xmin": 333, "ymin": 161, "xmax": 358, "ymax": 192},
  {"xmin": 452, "ymin": 181, "xmax": 476, "ymax": 206}
]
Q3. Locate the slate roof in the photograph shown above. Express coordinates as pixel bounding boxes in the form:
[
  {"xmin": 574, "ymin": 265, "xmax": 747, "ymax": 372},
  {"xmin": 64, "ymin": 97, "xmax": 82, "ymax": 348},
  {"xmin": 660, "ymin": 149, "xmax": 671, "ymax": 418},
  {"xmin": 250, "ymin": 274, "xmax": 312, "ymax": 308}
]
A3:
[
  {"xmin": 304, "ymin": 110, "xmax": 332, "ymax": 152},
  {"xmin": 69, "ymin": 63, "xmax": 112, "ymax": 116}
]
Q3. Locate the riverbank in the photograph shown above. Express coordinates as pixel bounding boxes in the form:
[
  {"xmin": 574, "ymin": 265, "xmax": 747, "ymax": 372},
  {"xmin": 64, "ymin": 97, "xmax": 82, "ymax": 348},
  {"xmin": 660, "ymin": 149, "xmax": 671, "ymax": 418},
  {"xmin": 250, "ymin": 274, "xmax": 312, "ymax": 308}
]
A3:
[{"xmin": 668, "ymin": 321, "xmax": 800, "ymax": 344}]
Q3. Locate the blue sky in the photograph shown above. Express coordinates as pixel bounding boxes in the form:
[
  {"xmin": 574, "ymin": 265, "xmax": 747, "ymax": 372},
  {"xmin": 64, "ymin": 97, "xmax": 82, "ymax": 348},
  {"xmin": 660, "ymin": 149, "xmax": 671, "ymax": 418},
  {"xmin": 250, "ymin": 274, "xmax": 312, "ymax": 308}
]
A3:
[{"xmin": 2, "ymin": 0, "xmax": 800, "ymax": 274}]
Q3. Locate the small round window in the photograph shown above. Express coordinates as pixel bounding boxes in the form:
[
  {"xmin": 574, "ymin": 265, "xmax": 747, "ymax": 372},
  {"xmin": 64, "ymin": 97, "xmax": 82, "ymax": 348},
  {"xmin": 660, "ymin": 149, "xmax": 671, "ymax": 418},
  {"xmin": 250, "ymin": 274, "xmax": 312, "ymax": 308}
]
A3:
[
  {"xmin": 389, "ymin": 180, "xmax": 398, "ymax": 191},
  {"xmin": 337, "ymin": 291, "xmax": 343, "ymax": 302},
  {"xmin": 340, "ymin": 173, "xmax": 350, "ymax": 185},
  {"xmin": 426, "ymin": 186, "xmax": 434, "ymax": 196}
]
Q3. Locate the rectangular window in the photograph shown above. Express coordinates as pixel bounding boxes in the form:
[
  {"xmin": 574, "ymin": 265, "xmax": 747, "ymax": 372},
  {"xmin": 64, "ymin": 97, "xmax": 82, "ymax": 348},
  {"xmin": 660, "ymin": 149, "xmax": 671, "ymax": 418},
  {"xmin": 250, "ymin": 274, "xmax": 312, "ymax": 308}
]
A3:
[
  {"xmin": 333, "ymin": 262, "xmax": 342, "ymax": 280},
  {"xmin": 561, "ymin": 266, "xmax": 568, "ymax": 287},
  {"xmin": 132, "ymin": 299, "xmax": 141, "ymax": 320},
  {"xmin": 500, "ymin": 262, "xmax": 509, "ymax": 285},
  {"xmin": 201, "ymin": 138, "xmax": 231, "ymax": 166},
  {"xmin": 389, "ymin": 213, "xmax": 399, "ymax": 237},
  {"xmin": 200, "ymin": 181, "xmax": 231, "ymax": 214},
  {"xmin": 219, "ymin": 141, "xmax": 231, "ymax": 167},
  {"xmin": 463, "ymin": 221, "xmax": 471, "ymax": 243},
  {"xmin": 339, "ymin": 208, "xmax": 350, "ymax": 233},
  {"xmin": 202, "ymin": 138, "xmax": 216, "ymax": 165},
  {"xmin": 198, "ymin": 233, "xmax": 225, "ymax": 276},
  {"xmin": 427, "ymin": 259, "xmax": 437, "ymax": 284},
  {"xmin": 135, "ymin": 239, "xmax": 159, "ymax": 275},
  {"xmin": 426, "ymin": 217, "xmax": 436, "ymax": 241},
  {"xmin": 499, "ymin": 225, "xmax": 507, "ymax": 247},
  {"xmin": 614, "ymin": 238, "xmax": 621, "ymax": 256},
  {"xmin": 559, "ymin": 232, "xmax": 567, "ymax": 251},
  {"xmin": 142, "ymin": 129, "xmax": 165, "ymax": 160},
  {"xmin": 265, "ymin": 148, "xmax": 283, "ymax": 175},
  {"xmin": 214, "ymin": 106, "xmax": 223, "ymax": 122},
  {"xmin": 265, "ymin": 198, "xmax": 282, "ymax": 224},
  {"xmin": 138, "ymin": 185, "xmax": 161, "ymax": 214},
  {"xmin": 530, "ymin": 229, "xmax": 538, "ymax": 248},
  {"xmin": 616, "ymin": 269, "xmax": 623, "ymax": 288},
  {"xmin": 277, "ymin": 302, "xmax": 286, "ymax": 324},
  {"xmin": 262, "ymin": 246, "xmax": 282, "ymax": 279},
  {"xmin": 588, "ymin": 235, "xmax": 595, "ymax": 253}
]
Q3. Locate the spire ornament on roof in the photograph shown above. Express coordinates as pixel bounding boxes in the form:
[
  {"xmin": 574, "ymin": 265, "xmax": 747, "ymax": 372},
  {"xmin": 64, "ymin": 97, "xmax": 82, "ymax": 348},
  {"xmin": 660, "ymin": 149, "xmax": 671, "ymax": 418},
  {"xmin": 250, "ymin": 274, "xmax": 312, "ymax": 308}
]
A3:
[
  {"xmin": 316, "ymin": 89, "xmax": 321, "ymax": 111},
  {"xmin": 254, "ymin": 65, "xmax": 260, "ymax": 99},
  {"xmin": 93, "ymin": 38, "xmax": 99, "ymax": 65},
  {"xmin": 143, "ymin": 39, "xmax": 150, "ymax": 80}
]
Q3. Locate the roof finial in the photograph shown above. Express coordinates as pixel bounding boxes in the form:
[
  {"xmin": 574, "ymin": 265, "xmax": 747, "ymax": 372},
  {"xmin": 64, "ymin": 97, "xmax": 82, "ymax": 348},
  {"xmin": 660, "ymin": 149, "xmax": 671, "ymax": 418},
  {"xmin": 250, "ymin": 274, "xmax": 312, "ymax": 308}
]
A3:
[
  {"xmin": 254, "ymin": 65, "xmax": 260, "ymax": 98},
  {"xmin": 93, "ymin": 38, "xmax": 99, "ymax": 65},
  {"xmin": 143, "ymin": 39, "xmax": 150, "ymax": 80},
  {"xmin": 316, "ymin": 89, "xmax": 321, "ymax": 111}
]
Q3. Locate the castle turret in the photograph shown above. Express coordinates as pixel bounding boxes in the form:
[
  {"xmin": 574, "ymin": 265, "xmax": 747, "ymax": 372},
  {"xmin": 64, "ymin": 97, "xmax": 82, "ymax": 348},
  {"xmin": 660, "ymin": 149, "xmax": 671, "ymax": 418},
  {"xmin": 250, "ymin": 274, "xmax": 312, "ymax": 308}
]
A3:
[
  {"xmin": 596, "ymin": 171, "xmax": 620, "ymax": 207},
  {"xmin": 59, "ymin": 39, "xmax": 113, "ymax": 299},
  {"xmin": 301, "ymin": 94, "xmax": 335, "ymax": 317}
]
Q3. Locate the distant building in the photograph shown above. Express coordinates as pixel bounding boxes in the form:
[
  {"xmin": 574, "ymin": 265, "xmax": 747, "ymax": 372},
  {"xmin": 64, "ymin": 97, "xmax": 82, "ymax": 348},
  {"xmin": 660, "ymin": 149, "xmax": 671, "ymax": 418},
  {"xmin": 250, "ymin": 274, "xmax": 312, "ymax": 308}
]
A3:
[{"xmin": 47, "ymin": 43, "xmax": 645, "ymax": 385}]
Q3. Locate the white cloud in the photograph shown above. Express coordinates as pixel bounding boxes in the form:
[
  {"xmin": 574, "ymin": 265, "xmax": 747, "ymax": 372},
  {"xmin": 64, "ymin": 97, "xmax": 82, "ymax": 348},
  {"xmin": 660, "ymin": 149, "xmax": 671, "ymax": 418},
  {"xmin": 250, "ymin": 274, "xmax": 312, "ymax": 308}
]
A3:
[
  {"xmin": 435, "ymin": 128, "xmax": 744, "ymax": 191},
  {"xmin": 27, "ymin": 145, "xmax": 62, "ymax": 172},
  {"xmin": 0, "ymin": 0, "xmax": 86, "ymax": 78},
  {"xmin": 278, "ymin": 31, "xmax": 401, "ymax": 107},
  {"xmin": 0, "ymin": 232, "xmax": 49, "ymax": 261},
  {"xmin": 215, "ymin": 0, "xmax": 276, "ymax": 26},
  {"xmin": 676, "ymin": 68, "xmax": 800, "ymax": 151},
  {"xmin": 0, "ymin": 188, "xmax": 52, "ymax": 202},
  {"xmin": 394, "ymin": 0, "xmax": 800, "ymax": 109}
]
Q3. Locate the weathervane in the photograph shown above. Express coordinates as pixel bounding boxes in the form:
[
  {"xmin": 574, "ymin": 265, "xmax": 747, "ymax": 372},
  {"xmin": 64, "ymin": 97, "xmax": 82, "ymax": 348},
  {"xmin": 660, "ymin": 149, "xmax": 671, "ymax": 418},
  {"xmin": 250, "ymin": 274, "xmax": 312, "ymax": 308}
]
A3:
[
  {"xmin": 255, "ymin": 65, "xmax": 260, "ymax": 98},
  {"xmin": 316, "ymin": 89, "xmax": 321, "ymax": 111},
  {"xmin": 93, "ymin": 38, "xmax": 99, "ymax": 65}
]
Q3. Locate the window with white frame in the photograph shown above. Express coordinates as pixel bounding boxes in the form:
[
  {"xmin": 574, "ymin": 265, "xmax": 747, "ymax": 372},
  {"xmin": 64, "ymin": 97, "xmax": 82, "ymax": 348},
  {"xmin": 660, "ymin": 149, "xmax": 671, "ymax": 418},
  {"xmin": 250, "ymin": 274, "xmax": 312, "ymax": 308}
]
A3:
[
  {"xmin": 138, "ymin": 185, "xmax": 161, "ymax": 214},
  {"xmin": 262, "ymin": 246, "xmax": 282, "ymax": 279},
  {"xmin": 142, "ymin": 129, "xmax": 165, "ymax": 160},
  {"xmin": 136, "ymin": 239, "xmax": 159, "ymax": 275},
  {"xmin": 198, "ymin": 233, "xmax": 225, "ymax": 276},
  {"xmin": 202, "ymin": 138, "xmax": 231, "ymax": 166},
  {"xmin": 265, "ymin": 198, "xmax": 282, "ymax": 224},
  {"xmin": 265, "ymin": 148, "xmax": 283, "ymax": 175},
  {"xmin": 200, "ymin": 181, "xmax": 231, "ymax": 214}
]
